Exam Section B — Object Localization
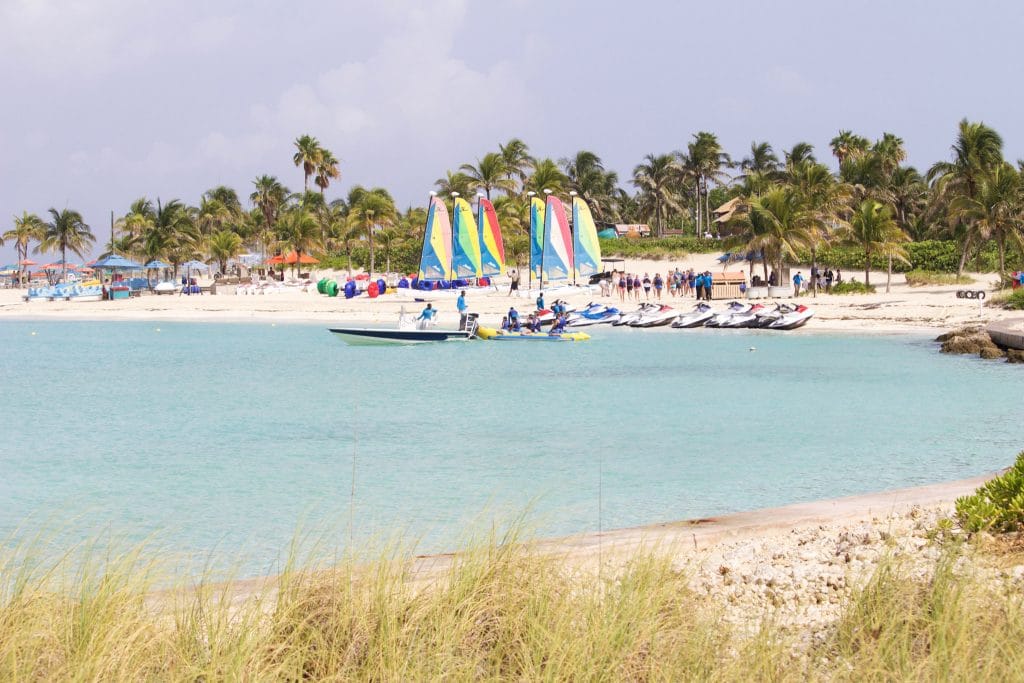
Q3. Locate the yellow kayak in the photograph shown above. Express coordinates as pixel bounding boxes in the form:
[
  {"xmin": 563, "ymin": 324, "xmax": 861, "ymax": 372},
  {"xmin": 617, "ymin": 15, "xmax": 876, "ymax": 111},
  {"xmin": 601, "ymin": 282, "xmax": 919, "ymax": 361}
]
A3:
[{"xmin": 475, "ymin": 326, "xmax": 589, "ymax": 342}]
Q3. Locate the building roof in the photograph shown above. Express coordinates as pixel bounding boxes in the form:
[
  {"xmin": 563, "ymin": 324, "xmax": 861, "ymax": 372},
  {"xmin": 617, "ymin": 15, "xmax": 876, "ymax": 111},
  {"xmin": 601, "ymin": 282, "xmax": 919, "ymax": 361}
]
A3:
[{"xmin": 713, "ymin": 197, "xmax": 742, "ymax": 224}]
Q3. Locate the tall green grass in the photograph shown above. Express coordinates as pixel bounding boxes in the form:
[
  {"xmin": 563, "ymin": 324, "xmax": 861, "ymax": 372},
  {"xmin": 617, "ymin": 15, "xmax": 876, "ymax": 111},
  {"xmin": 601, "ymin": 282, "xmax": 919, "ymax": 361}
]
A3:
[{"xmin": 1, "ymin": 526, "xmax": 1021, "ymax": 679}]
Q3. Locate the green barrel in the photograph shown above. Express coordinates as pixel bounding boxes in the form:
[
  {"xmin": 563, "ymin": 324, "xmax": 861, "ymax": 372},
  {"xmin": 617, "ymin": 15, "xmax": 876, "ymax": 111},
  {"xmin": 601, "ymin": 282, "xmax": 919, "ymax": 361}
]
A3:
[{"xmin": 326, "ymin": 280, "xmax": 339, "ymax": 297}]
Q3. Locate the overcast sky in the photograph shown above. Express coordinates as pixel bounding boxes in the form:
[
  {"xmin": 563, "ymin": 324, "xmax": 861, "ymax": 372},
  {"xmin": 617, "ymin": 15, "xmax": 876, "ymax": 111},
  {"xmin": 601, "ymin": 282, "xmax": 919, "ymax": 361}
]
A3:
[{"xmin": 2, "ymin": 0, "xmax": 1023, "ymax": 260}]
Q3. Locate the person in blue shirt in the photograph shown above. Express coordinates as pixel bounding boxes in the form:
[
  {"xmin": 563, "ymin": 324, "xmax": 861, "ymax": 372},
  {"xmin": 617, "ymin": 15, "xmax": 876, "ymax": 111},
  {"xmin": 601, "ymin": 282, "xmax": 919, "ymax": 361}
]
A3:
[
  {"xmin": 508, "ymin": 307, "xmax": 520, "ymax": 331},
  {"xmin": 417, "ymin": 303, "xmax": 436, "ymax": 321},
  {"xmin": 694, "ymin": 272, "xmax": 705, "ymax": 300},
  {"xmin": 536, "ymin": 292, "xmax": 545, "ymax": 311},
  {"xmin": 704, "ymin": 271, "xmax": 713, "ymax": 301},
  {"xmin": 793, "ymin": 271, "xmax": 804, "ymax": 298},
  {"xmin": 550, "ymin": 314, "xmax": 567, "ymax": 333},
  {"xmin": 457, "ymin": 290, "xmax": 467, "ymax": 314}
]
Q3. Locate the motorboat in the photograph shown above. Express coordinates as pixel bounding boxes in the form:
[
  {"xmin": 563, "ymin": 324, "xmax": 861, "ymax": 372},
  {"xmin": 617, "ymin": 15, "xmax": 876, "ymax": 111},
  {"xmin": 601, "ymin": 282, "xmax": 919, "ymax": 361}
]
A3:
[
  {"xmin": 704, "ymin": 301, "xmax": 752, "ymax": 328},
  {"xmin": 719, "ymin": 303, "xmax": 765, "ymax": 328},
  {"xmin": 328, "ymin": 310, "xmax": 477, "ymax": 345},
  {"xmin": 671, "ymin": 302, "xmax": 715, "ymax": 328},
  {"xmin": 767, "ymin": 304, "xmax": 814, "ymax": 330},
  {"xmin": 536, "ymin": 300, "xmax": 578, "ymax": 325},
  {"xmin": 629, "ymin": 304, "xmax": 679, "ymax": 328},
  {"xmin": 752, "ymin": 304, "xmax": 785, "ymax": 328},
  {"xmin": 612, "ymin": 303, "xmax": 660, "ymax": 326}
]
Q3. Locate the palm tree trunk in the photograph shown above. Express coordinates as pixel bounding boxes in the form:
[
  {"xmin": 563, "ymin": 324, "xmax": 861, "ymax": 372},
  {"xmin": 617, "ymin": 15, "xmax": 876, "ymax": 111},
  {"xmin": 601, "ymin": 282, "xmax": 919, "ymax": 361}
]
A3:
[
  {"xmin": 864, "ymin": 247, "xmax": 871, "ymax": 287},
  {"xmin": 368, "ymin": 225, "xmax": 375, "ymax": 278},
  {"xmin": 957, "ymin": 238, "xmax": 970, "ymax": 277},
  {"xmin": 886, "ymin": 253, "xmax": 892, "ymax": 294},
  {"xmin": 62, "ymin": 243, "xmax": 67, "ymax": 283},
  {"xmin": 997, "ymin": 234, "xmax": 1006, "ymax": 276},
  {"xmin": 810, "ymin": 245, "xmax": 818, "ymax": 298}
]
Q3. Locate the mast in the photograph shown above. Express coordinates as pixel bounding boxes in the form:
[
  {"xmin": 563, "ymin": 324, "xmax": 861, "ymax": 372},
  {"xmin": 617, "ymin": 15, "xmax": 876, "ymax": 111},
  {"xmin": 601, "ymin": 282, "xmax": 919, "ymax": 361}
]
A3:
[
  {"xmin": 541, "ymin": 188, "xmax": 551, "ymax": 292},
  {"xmin": 569, "ymin": 191, "xmax": 578, "ymax": 287},
  {"xmin": 449, "ymin": 191, "xmax": 459, "ymax": 284},
  {"xmin": 527, "ymin": 190, "xmax": 536, "ymax": 291}
]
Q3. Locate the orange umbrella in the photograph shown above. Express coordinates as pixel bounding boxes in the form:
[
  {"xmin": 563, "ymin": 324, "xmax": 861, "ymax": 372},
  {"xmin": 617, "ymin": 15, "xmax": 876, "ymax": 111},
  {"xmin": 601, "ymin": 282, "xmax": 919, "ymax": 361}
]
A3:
[
  {"xmin": 267, "ymin": 251, "xmax": 319, "ymax": 265},
  {"xmin": 19, "ymin": 259, "xmax": 37, "ymax": 266}
]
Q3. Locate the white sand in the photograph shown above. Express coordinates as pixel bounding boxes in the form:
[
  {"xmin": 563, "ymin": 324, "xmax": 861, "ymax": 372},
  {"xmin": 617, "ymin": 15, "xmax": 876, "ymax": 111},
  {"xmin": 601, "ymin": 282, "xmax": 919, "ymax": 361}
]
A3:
[{"xmin": 0, "ymin": 253, "xmax": 1011, "ymax": 333}]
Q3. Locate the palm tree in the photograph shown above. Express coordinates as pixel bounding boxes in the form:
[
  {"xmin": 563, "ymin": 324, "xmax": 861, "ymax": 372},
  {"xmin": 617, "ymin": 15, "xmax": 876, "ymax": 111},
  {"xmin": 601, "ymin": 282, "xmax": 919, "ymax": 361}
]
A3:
[
  {"xmin": 680, "ymin": 132, "xmax": 731, "ymax": 235},
  {"xmin": 784, "ymin": 142, "xmax": 816, "ymax": 166},
  {"xmin": 144, "ymin": 199, "xmax": 200, "ymax": 272},
  {"xmin": 498, "ymin": 138, "xmax": 534, "ymax": 189},
  {"xmin": 872, "ymin": 133, "xmax": 907, "ymax": 175},
  {"xmin": 523, "ymin": 158, "xmax": 568, "ymax": 197},
  {"xmin": 788, "ymin": 162, "xmax": 851, "ymax": 296},
  {"xmin": 203, "ymin": 186, "xmax": 244, "ymax": 215},
  {"xmin": 829, "ymin": 130, "xmax": 870, "ymax": 166},
  {"xmin": 434, "ymin": 171, "xmax": 475, "ymax": 198},
  {"xmin": 561, "ymin": 150, "xmax": 620, "ymax": 222},
  {"xmin": 950, "ymin": 163, "xmax": 1023, "ymax": 276},
  {"xmin": 726, "ymin": 187, "xmax": 812, "ymax": 284},
  {"xmin": 347, "ymin": 188, "xmax": 397, "ymax": 278},
  {"xmin": 275, "ymin": 209, "xmax": 321, "ymax": 276},
  {"xmin": 292, "ymin": 135, "xmax": 322, "ymax": 193},
  {"xmin": 251, "ymin": 176, "xmax": 289, "ymax": 259},
  {"xmin": 196, "ymin": 197, "xmax": 234, "ymax": 236},
  {"xmin": 38, "ymin": 208, "xmax": 94, "ymax": 282},
  {"xmin": 459, "ymin": 152, "xmax": 515, "ymax": 199},
  {"xmin": 314, "ymin": 148, "xmax": 341, "ymax": 195},
  {"xmin": 928, "ymin": 119, "xmax": 1006, "ymax": 274},
  {"xmin": 740, "ymin": 141, "xmax": 781, "ymax": 176},
  {"xmin": 207, "ymin": 229, "xmax": 243, "ymax": 275},
  {"xmin": 839, "ymin": 199, "xmax": 906, "ymax": 287},
  {"xmin": 632, "ymin": 154, "xmax": 681, "ymax": 237},
  {"xmin": 3, "ymin": 211, "xmax": 47, "ymax": 287}
]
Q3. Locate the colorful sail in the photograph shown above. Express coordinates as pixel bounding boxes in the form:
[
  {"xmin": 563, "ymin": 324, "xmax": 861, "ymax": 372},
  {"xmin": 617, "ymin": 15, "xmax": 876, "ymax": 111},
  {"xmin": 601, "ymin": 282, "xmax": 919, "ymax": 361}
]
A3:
[
  {"xmin": 571, "ymin": 196, "xmax": 602, "ymax": 278},
  {"xmin": 542, "ymin": 196, "xmax": 574, "ymax": 281},
  {"xmin": 451, "ymin": 197, "xmax": 483, "ymax": 279},
  {"xmin": 529, "ymin": 196, "xmax": 545, "ymax": 279},
  {"xmin": 417, "ymin": 195, "xmax": 452, "ymax": 281},
  {"xmin": 477, "ymin": 198, "xmax": 505, "ymax": 277}
]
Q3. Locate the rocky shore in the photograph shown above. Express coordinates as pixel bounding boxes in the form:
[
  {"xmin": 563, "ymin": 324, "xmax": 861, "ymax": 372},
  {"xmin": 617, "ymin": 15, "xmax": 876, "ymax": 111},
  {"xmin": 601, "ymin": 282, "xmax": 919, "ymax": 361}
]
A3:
[{"xmin": 937, "ymin": 324, "xmax": 1024, "ymax": 362}]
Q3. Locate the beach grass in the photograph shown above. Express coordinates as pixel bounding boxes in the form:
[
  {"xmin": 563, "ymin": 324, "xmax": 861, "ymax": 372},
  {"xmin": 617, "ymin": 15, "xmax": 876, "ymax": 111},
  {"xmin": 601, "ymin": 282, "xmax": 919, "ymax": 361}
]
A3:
[
  {"xmin": 2, "ymin": 524, "xmax": 1024, "ymax": 680},
  {"xmin": 903, "ymin": 269, "xmax": 975, "ymax": 286}
]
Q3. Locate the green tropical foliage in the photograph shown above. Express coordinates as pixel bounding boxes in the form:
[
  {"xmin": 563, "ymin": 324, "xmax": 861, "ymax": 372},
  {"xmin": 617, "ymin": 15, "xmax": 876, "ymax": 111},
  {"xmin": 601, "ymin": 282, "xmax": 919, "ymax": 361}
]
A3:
[
  {"xmin": 3, "ymin": 211, "xmax": 47, "ymax": 286},
  {"xmin": 38, "ymin": 208, "xmax": 95, "ymax": 281},
  {"xmin": 12, "ymin": 121, "xmax": 1024, "ymax": 282},
  {"xmin": 956, "ymin": 451, "xmax": 1024, "ymax": 532}
]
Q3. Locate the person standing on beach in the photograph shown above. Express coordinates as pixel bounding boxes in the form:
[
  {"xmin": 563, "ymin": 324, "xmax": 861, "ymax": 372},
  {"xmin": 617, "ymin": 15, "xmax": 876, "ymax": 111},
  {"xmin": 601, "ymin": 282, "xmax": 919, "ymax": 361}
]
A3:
[
  {"xmin": 457, "ymin": 290, "xmax": 468, "ymax": 326},
  {"xmin": 508, "ymin": 269, "xmax": 519, "ymax": 296},
  {"xmin": 617, "ymin": 272, "xmax": 626, "ymax": 302},
  {"xmin": 642, "ymin": 273, "xmax": 652, "ymax": 300},
  {"xmin": 793, "ymin": 271, "xmax": 804, "ymax": 298},
  {"xmin": 626, "ymin": 274, "xmax": 634, "ymax": 301},
  {"xmin": 687, "ymin": 269, "xmax": 696, "ymax": 297},
  {"xmin": 704, "ymin": 271, "xmax": 714, "ymax": 301},
  {"xmin": 654, "ymin": 272, "xmax": 663, "ymax": 299}
]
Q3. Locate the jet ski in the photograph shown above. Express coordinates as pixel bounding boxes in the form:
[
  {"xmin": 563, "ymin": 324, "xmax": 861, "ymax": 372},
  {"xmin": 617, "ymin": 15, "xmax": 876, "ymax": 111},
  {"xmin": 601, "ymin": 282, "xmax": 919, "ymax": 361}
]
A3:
[
  {"xmin": 535, "ymin": 300, "xmax": 577, "ymax": 325},
  {"xmin": 567, "ymin": 303, "xmax": 620, "ymax": 327},
  {"xmin": 752, "ymin": 303, "xmax": 786, "ymax": 328},
  {"xmin": 671, "ymin": 302, "xmax": 715, "ymax": 328},
  {"xmin": 720, "ymin": 303, "xmax": 765, "ymax": 328},
  {"xmin": 630, "ymin": 304, "xmax": 679, "ymax": 328},
  {"xmin": 767, "ymin": 304, "xmax": 814, "ymax": 330},
  {"xmin": 704, "ymin": 301, "xmax": 751, "ymax": 328},
  {"xmin": 612, "ymin": 303, "xmax": 660, "ymax": 326}
]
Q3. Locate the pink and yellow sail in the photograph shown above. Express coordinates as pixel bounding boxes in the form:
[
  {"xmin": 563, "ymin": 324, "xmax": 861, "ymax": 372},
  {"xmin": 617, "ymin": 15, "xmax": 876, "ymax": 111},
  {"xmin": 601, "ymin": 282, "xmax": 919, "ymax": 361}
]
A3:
[
  {"xmin": 541, "ymin": 196, "xmax": 574, "ymax": 281},
  {"xmin": 477, "ymin": 198, "xmax": 504, "ymax": 277}
]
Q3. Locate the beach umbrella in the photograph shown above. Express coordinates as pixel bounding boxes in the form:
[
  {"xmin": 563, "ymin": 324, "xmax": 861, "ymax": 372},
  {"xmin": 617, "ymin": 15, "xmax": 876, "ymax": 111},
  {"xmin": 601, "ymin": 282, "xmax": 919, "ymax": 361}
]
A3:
[
  {"xmin": 93, "ymin": 254, "xmax": 143, "ymax": 270},
  {"xmin": 180, "ymin": 260, "xmax": 209, "ymax": 271},
  {"xmin": 144, "ymin": 259, "xmax": 171, "ymax": 269},
  {"xmin": 19, "ymin": 259, "xmax": 37, "ymax": 266}
]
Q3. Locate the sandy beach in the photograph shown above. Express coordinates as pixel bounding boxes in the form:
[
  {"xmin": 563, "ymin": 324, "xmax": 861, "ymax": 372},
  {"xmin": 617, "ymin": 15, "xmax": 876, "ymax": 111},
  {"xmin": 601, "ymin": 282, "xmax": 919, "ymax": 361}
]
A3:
[{"xmin": 0, "ymin": 253, "xmax": 1011, "ymax": 333}]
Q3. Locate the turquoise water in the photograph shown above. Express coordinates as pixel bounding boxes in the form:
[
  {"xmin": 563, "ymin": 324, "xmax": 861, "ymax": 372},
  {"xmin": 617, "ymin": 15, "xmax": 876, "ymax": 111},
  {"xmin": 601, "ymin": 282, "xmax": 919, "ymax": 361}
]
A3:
[{"xmin": 0, "ymin": 320, "xmax": 1020, "ymax": 575}]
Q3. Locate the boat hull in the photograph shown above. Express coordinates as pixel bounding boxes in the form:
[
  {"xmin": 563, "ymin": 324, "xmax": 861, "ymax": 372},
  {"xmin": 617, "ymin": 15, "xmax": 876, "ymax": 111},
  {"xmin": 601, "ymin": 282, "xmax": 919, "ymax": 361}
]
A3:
[{"xmin": 328, "ymin": 327, "xmax": 473, "ymax": 345}]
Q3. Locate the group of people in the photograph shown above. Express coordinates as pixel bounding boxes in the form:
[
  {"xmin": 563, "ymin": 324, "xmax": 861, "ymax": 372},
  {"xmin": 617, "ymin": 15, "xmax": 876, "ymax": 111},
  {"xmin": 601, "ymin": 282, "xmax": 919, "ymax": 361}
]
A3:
[
  {"xmin": 608, "ymin": 269, "xmax": 718, "ymax": 302},
  {"xmin": 792, "ymin": 267, "xmax": 843, "ymax": 296}
]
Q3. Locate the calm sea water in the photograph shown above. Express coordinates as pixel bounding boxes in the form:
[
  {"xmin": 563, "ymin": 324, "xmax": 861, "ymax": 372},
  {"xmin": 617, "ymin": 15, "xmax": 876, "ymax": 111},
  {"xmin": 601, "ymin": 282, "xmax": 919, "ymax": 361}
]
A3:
[{"xmin": 0, "ymin": 320, "xmax": 1019, "ymax": 574}]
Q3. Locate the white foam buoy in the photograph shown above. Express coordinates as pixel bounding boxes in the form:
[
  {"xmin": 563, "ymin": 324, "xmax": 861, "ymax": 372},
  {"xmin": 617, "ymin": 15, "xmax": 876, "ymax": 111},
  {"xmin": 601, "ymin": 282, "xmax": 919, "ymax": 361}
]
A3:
[
  {"xmin": 155, "ymin": 328, "xmax": 161, "ymax": 332},
  {"xmin": 749, "ymin": 346, "xmax": 756, "ymax": 352},
  {"xmin": 31, "ymin": 331, "xmax": 37, "ymax": 336}
]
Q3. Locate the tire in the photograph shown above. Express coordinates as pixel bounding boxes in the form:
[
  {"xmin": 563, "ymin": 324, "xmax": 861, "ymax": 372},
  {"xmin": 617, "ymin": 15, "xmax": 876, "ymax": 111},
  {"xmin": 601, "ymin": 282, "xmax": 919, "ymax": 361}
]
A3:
[
  {"xmin": 978, "ymin": 291, "xmax": 986, "ymax": 300},
  {"xmin": 956, "ymin": 290, "xmax": 965, "ymax": 298}
]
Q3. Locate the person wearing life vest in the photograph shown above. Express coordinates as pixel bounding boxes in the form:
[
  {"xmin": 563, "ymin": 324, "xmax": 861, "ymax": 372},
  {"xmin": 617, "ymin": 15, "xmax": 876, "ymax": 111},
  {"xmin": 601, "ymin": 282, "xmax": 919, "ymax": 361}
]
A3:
[{"xmin": 508, "ymin": 307, "xmax": 521, "ymax": 331}]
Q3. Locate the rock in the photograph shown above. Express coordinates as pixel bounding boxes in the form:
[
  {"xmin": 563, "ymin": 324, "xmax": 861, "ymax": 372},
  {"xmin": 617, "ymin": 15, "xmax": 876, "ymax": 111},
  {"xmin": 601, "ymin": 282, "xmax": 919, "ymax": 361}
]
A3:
[
  {"xmin": 1007, "ymin": 349, "xmax": 1024, "ymax": 364},
  {"xmin": 980, "ymin": 345, "xmax": 1006, "ymax": 359}
]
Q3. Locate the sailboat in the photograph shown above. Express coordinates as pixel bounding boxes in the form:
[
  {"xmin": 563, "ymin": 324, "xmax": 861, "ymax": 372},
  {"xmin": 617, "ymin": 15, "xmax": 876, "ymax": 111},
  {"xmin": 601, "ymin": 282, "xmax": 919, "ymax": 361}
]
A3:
[
  {"xmin": 477, "ymin": 197, "xmax": 505, "ymax": 278},
  {"xmin": 528, "ymin": 195, "xmax": 545, "ymax": 288},
  {"xmin": 571, "ymin": 195, "xmax": 602, "ymax": 282},
  {"xmin": 399, "ymin": 193, "xmax": 499, "ymax": 301}
]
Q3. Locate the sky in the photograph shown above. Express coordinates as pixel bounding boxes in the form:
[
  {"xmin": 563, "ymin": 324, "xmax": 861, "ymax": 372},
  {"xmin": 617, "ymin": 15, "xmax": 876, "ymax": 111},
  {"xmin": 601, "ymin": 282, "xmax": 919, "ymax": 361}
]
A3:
[{"xmin": 2, "ymin": 0, "xmax": 1023, "ymax": 261}]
